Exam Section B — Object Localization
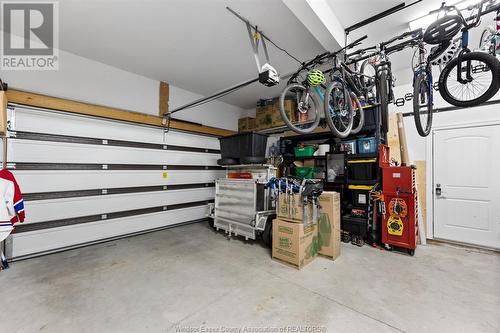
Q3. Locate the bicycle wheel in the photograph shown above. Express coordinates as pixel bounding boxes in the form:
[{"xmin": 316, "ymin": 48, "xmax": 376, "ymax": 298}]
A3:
[
  {"xmin": 279, "ymin": 84, "xmax": 321, "ymax": 134},
  {"xmin": 438, "ymin": 52, "xmax": 500, "ymax": 108},
  {"xmin": 377, "ymin": 71, "xmax": 390, "ymax": 133},
  {"xmin": 360, "ymin": 60, "xmax": 376, "ymax": 89},
  {"xmin": 350, "ymin": 92, "xmax": 365, "ymax": 134},
  {"xmin": 413, "ymin": 72, "xmax": 433, "ymax": 137},
  {"xmin": 324, "ymin": 80, "xmax": 354, "ymax": 138}
]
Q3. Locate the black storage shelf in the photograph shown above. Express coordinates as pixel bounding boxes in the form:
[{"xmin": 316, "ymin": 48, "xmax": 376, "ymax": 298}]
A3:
[
  {"xmin": 347, "ymin": 179, "xmax": 379, "ymax": 186},
  {"xmin": 279, "ymin": 101, "xmax": 387, "ymax": 245},
  {"xmin": 345, "ymin": 152, "xmax": 378, "ymax": 159},
  {"xmin": 294, "ymin": 156, "xmax": 327, "ymax": 161}
]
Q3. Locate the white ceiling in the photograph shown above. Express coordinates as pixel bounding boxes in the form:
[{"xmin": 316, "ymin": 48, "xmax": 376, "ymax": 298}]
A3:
[
  {"xmin": 57, "ymin": 0, "xmax": 491, "ymax": 110},
  {"xmin": 58, "ymin": 0, "xmax": 325, "ymax": 109}
]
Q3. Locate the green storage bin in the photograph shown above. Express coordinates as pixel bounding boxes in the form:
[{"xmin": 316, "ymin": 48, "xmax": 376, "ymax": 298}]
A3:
[
  {"xmin": 295, "ymin": 167, "xmax": 317, "ymax": 179},
  {"xmin": 294, "ymin": 146, "xmax": 317, "ymax": 157}
]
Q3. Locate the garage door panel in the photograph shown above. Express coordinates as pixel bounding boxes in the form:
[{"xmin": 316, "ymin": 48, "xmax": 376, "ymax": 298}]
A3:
[
  {"xmin": 9, "ymin": 140, "xmax": 220, "ymax": 165},
  {"xmin": 10, "ymin": 206, "xmax": 208, "ymax": 258},
  {"xmin": 12, "ymin": 107, "xmax": 221, "ymax": 150},
  {"xmin": 5, "ymin": 105, "xmax": 222, "ymax": 259},
  {"xmin": 13, "ymin": 169, "xmax": 224, "ymax": 193},
  {"xmin": 24, "ymin": 188, "xmax": 215, "ymax": 223}
]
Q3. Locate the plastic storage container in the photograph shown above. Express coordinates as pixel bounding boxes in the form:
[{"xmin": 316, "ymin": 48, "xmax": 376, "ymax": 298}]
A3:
[
  {"xmin": 295, "ymin": 166, "xmax": 317, "ymax": 179},
  {"xmin": 346, "ymin": 185, "xmax": 374, "ymax": 208},
  {"xmin": 339, "ymin": 140, "xmax": 356, "ymax": 154},
  {"xmin": 219, "ymin": 133, "xmax": 268, "ymax": 159},
  {"xmin": 326, "ymin": 153, "xmax": 345, "ymax": 183},
  {"xmin": 347, "ymin": 159, "xmax": 378, "ymax": 182},
  {"xmin": 341, "ymin": 215, "xmax": 368, "ymax": 238},
  {"xmin": 294, "ymin": 146, "xmax": 317, "ymax": 157},
  {"xmin": 357, "ymin": 137, "xmax": 377, "ymax": 154}
]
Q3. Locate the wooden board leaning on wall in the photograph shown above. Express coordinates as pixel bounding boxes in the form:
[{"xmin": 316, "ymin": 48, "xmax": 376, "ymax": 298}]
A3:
[{"xmin": 5, "ymin": 89, "xmax": 235, "ymax": 137}]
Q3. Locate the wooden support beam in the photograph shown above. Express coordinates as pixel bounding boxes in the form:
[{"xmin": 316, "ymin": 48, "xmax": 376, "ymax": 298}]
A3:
[
  {"xmin": 387, "ymin": 112, "xmax": 401, "ymax": 165},
  {"xmin": 396, "ymin": 112, "xmax": 410, "ymax": 166},
  {"xmin": 415, "ymin": 160, "xmax": 427, "ymax": 241},
  {"xmin": 159, "ymin": 81, "xmax": 169, "ymax": 117},
  {"xmin": 6, "ymin": 89, "xmax": 235, "ymax": 137}
]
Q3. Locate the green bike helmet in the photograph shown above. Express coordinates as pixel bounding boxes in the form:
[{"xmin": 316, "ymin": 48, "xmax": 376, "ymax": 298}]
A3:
[{"xmin": 307, "ymin": 69, "xmax": 325, "ymax": 87}]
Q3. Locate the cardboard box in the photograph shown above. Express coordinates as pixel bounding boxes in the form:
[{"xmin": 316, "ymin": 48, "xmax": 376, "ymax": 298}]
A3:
[
  {"xmin": 255, "ymin": 105, "xmax": 274, "ymax": 130},
  {"xmin": 277, "ymin": 193, "xmax": 313, "ymax": 224},
  {"xmin": 272, "ymin": 219, "xmax": 319, "ymax": 269},
  {"xmin": 238, "ymin": 117, "xmax": 255, "ymax": 132},
  {"xmin": 271, "ymin": 99, "xmax": 295, "ymax": 127},
  {"xmin": 318, "ymin": 191, "xmax": 341, "ymax": 260},
  {"xmin": 255, "ymin": 99, "xmax": 296, "ymax": 130}
]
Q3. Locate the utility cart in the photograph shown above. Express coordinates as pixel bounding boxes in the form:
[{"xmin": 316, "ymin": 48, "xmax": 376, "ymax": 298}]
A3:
[{"xmin": 208, "ymin": 164, "xmax": 277, "ymax": 247}]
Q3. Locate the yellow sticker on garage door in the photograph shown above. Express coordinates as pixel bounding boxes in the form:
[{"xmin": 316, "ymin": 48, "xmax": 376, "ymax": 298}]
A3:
[{"xmin": 162, "ymin": 172, "xmax": 168, "ymax": 179}]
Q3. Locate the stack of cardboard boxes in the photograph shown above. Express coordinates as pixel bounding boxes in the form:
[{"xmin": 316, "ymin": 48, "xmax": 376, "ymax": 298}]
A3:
[
  {"xmin": 238, "ymin": 98, "xmax": 296, "ymax": 133},
  {"xmin": 272, "ymin": 191, "xmax": 341, "ymax": 269},
  {"xmin": 238, "ymin": 117, "xmax": 256, "ymax": 133}
]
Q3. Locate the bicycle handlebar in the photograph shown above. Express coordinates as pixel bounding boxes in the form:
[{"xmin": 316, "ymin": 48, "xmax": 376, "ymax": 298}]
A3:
[
  {"xmin": 428, "ymin": 0, "xmax": 500, "ymax": 31},
  {"xmin": 347, "ymin": 35, "xmax": 368, "ymax": 50},
  {"xmin": 347, "ymin": 45, "xmax": 377, "ymax": 57},
  {"xmin": 380, "ymin": 28, "xmax": 423, "ymax": 49},
  {"xmin": 465, "ymin": 1, "xmax": 500, "ymax": 25},
  {"xmin": 287, "ymin": 35, "xmax": 368, "ymax": 83}
]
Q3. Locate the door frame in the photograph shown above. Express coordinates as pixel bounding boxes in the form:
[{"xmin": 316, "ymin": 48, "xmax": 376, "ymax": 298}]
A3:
[{"xmin": 426, "ymin": 119, "xmax": 500, "ymax": 241}]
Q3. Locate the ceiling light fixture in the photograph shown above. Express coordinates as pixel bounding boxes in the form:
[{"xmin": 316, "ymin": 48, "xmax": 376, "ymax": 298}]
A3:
[{"xmin": 408, "ymin": 0, "xmax": 483, "ymax": 30}]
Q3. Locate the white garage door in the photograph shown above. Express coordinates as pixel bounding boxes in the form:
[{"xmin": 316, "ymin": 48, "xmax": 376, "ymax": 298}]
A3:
[
  {"xmin": 433, "ymin": 124, "xmax": 500, "ymax": 249},
  {"xmin": 1, "ymin": 104, "xmax": 225, "ymax": 259}
]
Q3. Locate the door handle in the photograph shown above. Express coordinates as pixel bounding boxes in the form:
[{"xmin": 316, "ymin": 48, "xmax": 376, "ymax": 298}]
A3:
[
  {"xmin": 435, "ymin": 183, "xmax": 442, "ymax": 196},
  {"xmin": 435, "ymin": 183, "xmax": 446, "ymax": 198}
]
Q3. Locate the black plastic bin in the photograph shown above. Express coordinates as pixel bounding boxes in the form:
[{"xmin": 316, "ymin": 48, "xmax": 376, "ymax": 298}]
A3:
[
  {"xmin": 348, "ymin": 188, "xmax": 371, "ymax": 207},
  {"xmin": 219, "ymin": 132, "xmax": 268, "ymax": 159},
  {"xmin": 347, "ymin": 161, "xmax": 378, "ymax": 182},
  {"xmin": 342, "ymin": 215, "xmax": 368, "ymax": 238}
]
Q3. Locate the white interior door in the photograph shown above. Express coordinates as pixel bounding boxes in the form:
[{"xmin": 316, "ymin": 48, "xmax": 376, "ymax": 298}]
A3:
[{"xmin": 433, "ymin": 124, "xmax": 500, "ymax": 249}]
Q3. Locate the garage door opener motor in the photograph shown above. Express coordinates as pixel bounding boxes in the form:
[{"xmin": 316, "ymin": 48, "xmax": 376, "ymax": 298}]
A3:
[{"xmin": 227, "ymin": 7, "xmax": 280, "ymax": 87}]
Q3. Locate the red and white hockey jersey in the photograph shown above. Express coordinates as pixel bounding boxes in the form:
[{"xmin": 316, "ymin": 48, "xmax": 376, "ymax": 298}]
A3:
[{"xmin": 0, "ymin": 169, "xmax": 25, "ymax": 229}]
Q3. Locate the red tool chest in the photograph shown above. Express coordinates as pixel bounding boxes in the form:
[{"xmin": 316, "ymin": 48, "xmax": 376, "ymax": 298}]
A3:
[{"xmin": 381, "ymin": 166, "xmax": 418, "ymax": 255}]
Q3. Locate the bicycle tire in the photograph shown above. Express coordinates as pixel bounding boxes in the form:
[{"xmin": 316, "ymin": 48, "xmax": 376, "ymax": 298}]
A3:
[
  {"xmin": 350, "ymin": 92, "xmax": 365, "ymax": 135},
  {"xmin": 413, "ymin": 72, "xmax": 433, "ymax": 137},
  {"xmin": 324, "ymin": 80, "xmax": 354, "ymax": 138},
  {"xmin": 438, "ymin": 52, "xmax": 500, "ymax": 108},
  {"xmin": 262, "ymin": 216, "xmax": 274, "ymax": 248},
  {"xmin": 377, "ymin": 71, "xmax": 390, "ymax": 133},
  {"xmin": 279, "ymin": 84, "xmax": 321, "ymax": 134},
  {"xmin": 360, "ymin": 60, "xmax": 376, "ymax": 91}
]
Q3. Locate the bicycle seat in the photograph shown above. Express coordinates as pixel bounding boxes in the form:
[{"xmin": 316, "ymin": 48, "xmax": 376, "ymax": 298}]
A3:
[{"xmin": 424, "ymin": 15, "xmax": 463, "ymax": 45}]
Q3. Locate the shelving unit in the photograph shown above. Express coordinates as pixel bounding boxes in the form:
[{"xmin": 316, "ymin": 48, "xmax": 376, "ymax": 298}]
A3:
[{"xmin": 279, "ymin": 103, "xmax": 388, "ymax": 246}]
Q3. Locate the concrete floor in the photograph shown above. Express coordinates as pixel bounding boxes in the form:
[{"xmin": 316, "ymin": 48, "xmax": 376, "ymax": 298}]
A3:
[{"xmin": 0, "ymin": 223, "xmax": 499, "ymax": 333}]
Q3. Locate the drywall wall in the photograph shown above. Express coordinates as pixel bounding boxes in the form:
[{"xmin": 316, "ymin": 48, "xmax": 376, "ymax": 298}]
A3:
[
  {"xmin": 390, "ymin": 82, "xmax": 500, "ymax": 162},
  {"xmin": 1, "ymin": 46, "xmax": 245, "ymax": 131}
]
